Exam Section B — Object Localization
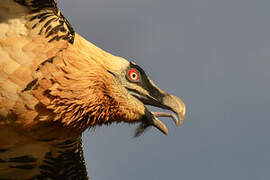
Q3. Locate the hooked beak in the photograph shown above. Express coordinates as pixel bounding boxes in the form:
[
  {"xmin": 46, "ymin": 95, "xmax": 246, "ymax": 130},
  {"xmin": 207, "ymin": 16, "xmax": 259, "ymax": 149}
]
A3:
[{"xmin": 134, "ymin": 87, "xmax": 186, "ymax": 137}]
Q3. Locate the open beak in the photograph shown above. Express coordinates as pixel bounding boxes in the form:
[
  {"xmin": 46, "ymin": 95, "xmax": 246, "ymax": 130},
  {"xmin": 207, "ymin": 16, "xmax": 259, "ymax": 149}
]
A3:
[
  {"xmin": 152, "ymin": 94, "xmax": 186, "ymax": 127},
  {"xmin": 133, "ymin": 83, "xmax": 186, "ymax": 137}
]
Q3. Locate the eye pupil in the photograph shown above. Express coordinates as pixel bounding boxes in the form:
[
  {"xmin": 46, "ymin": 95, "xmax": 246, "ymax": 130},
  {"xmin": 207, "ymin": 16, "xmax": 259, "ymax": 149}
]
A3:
[
  {"xmin": 127, "ymin": 69, "xmax": 140, "ymax": 82},
  {"xmin": 132, "ymin": 73, "xmax": 136, "ymax": 78}
]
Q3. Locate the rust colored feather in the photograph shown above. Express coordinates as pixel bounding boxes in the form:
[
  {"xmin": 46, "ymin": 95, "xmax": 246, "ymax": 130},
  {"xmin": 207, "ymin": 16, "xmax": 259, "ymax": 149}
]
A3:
[{"xmin": 0, "ymin": 1, "xmax": 187, "ymax": 179}]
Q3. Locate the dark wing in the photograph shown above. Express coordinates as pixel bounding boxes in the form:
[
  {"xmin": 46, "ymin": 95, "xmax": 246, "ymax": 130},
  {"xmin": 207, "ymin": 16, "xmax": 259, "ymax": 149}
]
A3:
[
  {"xmin": 0, "ymin": 137, "xmax": 89, "ymax": 179},
  {"xmin": 34, "ymin": 137, "xmax": 88, "ymax": 180}
]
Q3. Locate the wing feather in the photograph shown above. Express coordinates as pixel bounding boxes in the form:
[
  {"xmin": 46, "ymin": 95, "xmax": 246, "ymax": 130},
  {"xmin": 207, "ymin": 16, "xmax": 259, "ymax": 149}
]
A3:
[
  {"xmin": 0, "ymin": 136, "xmax": 88, "ymax": 179},
  {"xmin": 0, "ymin": 0, "xmax": 75, "ymax": 43},
  {"xmin": 0, "ymin": 1, "xmax": 89, "ymax": 179}
]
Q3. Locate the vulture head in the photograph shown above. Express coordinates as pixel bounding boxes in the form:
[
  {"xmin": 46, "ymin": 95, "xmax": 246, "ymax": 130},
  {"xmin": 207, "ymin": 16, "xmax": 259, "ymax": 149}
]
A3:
[
  {"xmin": 45, "ymin": 35, "xmax": 186, "ymax": 137},
  {"xmin": 102, "ymin": 57, "xmax": 186, "ymax": 136},
  {"xmin": 0, "ymin": 0, "xmax": 186, "ymax": 179}
]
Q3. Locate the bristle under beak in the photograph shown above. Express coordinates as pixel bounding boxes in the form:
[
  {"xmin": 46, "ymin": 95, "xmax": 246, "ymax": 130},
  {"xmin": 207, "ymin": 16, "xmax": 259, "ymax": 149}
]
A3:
[
  {"xmin": 134, "ymin": 111, "xmax": 169, "ymax": 137},
  {"xmin": 123, "ymin": 62, "xmax": 186, "ymax": 137}
]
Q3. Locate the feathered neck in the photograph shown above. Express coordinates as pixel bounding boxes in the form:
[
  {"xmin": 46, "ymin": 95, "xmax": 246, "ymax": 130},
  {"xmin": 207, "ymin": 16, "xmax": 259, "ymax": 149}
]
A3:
[{"xmin": 29, "ymin": 34, "xmax": 142, "ymax": 132}]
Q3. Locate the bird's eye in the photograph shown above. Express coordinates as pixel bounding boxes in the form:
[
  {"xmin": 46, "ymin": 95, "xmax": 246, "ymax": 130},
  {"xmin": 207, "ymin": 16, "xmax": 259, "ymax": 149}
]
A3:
[{"xmin": 127, "ymin": 69, "xmax": 140, "ymax": 82}]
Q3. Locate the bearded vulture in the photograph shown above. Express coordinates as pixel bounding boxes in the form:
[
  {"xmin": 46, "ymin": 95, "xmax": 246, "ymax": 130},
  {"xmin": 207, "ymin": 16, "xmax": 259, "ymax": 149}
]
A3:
[{"xmin": 0, "ymin": 0, "xmax": 186, "ymax": 179}]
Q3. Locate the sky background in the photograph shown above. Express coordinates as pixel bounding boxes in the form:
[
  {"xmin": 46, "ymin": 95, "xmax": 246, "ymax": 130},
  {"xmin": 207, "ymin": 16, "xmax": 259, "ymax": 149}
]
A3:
[{"xmin": 59, "ymin": 0, "xmax": 270, "ymax": 179}]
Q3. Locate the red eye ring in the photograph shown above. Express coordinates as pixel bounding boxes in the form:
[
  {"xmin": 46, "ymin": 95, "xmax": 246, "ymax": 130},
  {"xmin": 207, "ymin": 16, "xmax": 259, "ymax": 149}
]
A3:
[{"xmin": 127, "ymin": 69, "xmax": 140, "ymax": 82}]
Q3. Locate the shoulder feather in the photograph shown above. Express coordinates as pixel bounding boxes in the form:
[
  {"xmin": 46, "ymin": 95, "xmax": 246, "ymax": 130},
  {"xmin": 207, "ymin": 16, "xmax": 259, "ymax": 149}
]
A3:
[{"xmin": 0, "ymin": 0, "xmax": 75, "ymax": 43}]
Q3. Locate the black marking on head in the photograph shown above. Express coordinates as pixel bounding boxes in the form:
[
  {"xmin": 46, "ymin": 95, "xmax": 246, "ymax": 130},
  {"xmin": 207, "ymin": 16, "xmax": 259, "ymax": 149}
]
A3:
[
  {"xmin": 0, "ymin": 158, "xmax": 6, "ymax": 163},
  {"xmin": 9, "ymin": 164, "xmax": 36, "ymax": 170},
  {"xmin": 9, "ymin": 155, "xmax": 37, "ymax": 163},
  {"xmin": 22, "ymin": 79, "xmax": 38, "ymax": 92},
  {"xmin": 125, "ymin": 87, "xmax": 141, "ymax": 97},
  {"xmin": 127, "ymin": 62, "xmax": 165, "ymax": 102}
]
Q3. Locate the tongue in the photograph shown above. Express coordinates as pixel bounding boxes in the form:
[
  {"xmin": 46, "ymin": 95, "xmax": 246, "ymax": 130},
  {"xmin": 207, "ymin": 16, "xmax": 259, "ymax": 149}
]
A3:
[{"xmin": 151, "ymin": 111, "xmax": 179, "ymax": 126}]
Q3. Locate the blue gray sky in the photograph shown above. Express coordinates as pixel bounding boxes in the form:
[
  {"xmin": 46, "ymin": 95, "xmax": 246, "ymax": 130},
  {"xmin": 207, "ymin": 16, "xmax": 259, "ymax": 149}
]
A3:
[{"xmin": 59, "ymin": 0, "xmax": 270, "ymax": 179}]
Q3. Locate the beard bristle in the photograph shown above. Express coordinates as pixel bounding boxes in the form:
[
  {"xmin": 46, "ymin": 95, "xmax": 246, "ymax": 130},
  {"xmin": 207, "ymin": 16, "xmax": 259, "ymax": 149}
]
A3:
[{"xmin": 133, "ymin": 121, "xmax": 151, "ymax": 138}]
